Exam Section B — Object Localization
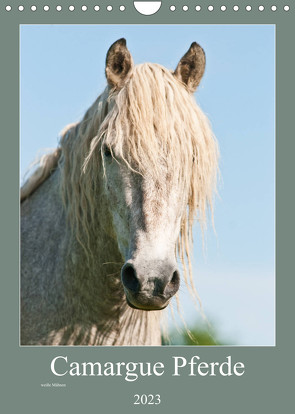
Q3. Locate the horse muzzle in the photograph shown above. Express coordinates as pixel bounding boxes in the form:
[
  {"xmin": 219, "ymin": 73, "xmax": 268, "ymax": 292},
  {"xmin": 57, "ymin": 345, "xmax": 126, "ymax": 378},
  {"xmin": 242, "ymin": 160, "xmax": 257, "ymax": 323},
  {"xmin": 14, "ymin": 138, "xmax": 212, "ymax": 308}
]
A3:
[{"xmin": 121, "ymin": 260, "xmax": 180, "ymax": 311}]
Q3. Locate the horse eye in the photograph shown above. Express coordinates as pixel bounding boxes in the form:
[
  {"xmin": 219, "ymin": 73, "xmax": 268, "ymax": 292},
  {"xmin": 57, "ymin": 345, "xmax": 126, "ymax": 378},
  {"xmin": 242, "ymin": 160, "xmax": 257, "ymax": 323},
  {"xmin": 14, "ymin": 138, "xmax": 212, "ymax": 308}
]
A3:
[{"xmin": 103, "ymin": 146, "xmax": 112, "ymax": 158}]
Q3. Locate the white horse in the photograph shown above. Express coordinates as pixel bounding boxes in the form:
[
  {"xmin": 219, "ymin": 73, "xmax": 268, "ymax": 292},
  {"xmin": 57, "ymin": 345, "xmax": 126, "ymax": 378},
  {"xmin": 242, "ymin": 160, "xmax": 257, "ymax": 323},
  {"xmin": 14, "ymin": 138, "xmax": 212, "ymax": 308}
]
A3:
[{"xmin": 21, "ymin": 39, "xmax": 218, "ymax": 345}]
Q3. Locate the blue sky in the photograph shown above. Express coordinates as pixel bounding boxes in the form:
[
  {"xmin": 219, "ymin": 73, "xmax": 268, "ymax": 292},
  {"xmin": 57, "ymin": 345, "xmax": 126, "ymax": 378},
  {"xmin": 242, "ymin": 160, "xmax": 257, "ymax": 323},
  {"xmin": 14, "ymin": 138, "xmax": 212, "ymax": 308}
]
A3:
[{"xmin": 20, "ymin": 25, "xmax": 275, "ymax": 345}]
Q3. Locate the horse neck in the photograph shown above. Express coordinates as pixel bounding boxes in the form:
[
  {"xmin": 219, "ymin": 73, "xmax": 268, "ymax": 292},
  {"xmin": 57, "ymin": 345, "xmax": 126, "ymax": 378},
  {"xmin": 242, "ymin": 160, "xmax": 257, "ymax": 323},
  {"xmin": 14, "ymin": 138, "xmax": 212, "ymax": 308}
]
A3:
[{"xmin": 64, "ymin": 183, "xmax": 123, "ymax": 314}]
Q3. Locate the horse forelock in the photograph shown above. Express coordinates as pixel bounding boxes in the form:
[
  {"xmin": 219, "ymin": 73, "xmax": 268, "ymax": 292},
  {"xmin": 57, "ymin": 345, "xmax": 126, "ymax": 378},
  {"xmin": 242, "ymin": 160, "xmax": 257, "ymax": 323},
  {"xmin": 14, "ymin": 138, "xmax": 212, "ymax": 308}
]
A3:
[{"xmin": 86, "ymin": 63, "xmax": 218, "ymax": 210}]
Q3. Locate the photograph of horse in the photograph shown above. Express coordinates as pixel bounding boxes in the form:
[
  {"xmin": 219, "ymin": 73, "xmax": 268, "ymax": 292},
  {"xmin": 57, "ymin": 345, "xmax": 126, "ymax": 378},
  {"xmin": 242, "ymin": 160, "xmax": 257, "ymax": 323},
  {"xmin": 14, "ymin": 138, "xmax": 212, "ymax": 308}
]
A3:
[{"xmin": 21, "ymin": 38, "xmax": 218, "ymax": 345}]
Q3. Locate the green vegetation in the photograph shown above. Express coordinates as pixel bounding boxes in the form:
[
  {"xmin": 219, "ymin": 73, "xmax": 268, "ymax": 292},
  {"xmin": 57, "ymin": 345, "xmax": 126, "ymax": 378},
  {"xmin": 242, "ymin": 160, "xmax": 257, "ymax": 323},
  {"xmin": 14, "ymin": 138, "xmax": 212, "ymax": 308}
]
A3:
[{"xmin": 162, "ymin": 323, "xmax": 232, "ymax": 346}]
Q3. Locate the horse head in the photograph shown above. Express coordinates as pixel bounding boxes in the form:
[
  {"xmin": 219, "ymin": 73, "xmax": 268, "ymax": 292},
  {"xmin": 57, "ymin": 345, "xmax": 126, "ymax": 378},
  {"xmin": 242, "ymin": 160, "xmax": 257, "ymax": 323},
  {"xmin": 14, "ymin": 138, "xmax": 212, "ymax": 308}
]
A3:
[{"xmin": 93, "ymin": 39, "xmax": 213, "ymax": 311}]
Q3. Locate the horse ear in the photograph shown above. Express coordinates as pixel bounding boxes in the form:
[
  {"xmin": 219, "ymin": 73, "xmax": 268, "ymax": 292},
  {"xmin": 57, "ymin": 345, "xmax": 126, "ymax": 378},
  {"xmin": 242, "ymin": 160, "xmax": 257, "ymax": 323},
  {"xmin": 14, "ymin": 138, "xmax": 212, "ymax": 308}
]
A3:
[
  {"xmin": 174, "ymin": 42, "xmax": 206, "ymax": 93},
  {"xmin": 105, "ymin": 38, "xmax": 133, "ymax": 89}
]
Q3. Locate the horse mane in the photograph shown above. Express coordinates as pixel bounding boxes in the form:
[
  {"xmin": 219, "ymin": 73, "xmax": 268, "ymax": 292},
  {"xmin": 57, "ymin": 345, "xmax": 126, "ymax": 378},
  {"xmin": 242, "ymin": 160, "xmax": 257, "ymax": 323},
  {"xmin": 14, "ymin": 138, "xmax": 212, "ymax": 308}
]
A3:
[
  {"xmin": 22, "ymin": 62, "xmax": 219, "ymax": 312},
  {"xmin": 20, "ymin": 147, "xmax": 62, "ymax": 202}
]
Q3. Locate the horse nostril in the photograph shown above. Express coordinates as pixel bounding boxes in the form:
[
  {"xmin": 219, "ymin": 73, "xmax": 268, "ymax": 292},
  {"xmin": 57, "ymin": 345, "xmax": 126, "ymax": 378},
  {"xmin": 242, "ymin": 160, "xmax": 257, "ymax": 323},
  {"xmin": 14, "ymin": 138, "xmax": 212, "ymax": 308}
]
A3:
[
  {"xmin": 121, "ymin": 264, "xmax": 140, "ymax": 293},
  {"xmin": 168, "ymin": 270, "xmax": 180, "ymax": 291}
]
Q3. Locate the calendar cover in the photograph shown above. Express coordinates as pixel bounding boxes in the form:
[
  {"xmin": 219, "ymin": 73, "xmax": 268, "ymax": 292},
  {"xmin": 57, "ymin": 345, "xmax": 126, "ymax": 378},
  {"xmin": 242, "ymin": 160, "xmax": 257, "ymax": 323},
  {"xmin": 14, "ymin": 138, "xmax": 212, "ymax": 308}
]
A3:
[{"xmin": 0, "ymin": 1, "xmax": 292, "ymax": 412}]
